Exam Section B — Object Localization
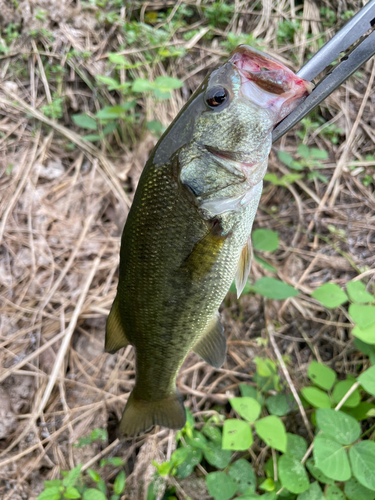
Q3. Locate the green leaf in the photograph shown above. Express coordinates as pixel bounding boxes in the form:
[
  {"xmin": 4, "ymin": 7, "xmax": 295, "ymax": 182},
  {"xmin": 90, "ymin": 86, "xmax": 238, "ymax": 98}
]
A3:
[
  {"xmin": 296, "ymin": 481, "xmax": 324, "ymax": 500},
  {"xmin": 313, "ymin": 435, "xmax": 351, "ymax": 481},
  {"xmin": 347, "ymin": 281, "xmax": 374, "ymax": 304},
  {"xmin": 102, "ymin": 122, "xmax": 117, "ymax": 136},
  {"xmin": 278, "ymin": 150, "xmax": 294, "ymax": 167},
  {"xmin": 153, "ymin": 88, "xmax": 171, "ymax": 99},
  {"xmin": 286, "ymin": 433, "xmax": 307, "ymax": 461},
  {"xmin": 154, "ymin": 76, "xmax": 183, "ymax": 90},
  {"xmin": 345, "ymin": 477, "xmax": 375, "ymax": 500},
  {"xmin": 203, "ymin": 441, "xmax": 232, "ymax": 469},
  {"xmin": 305, "ymin": 458, "xmax": 334, "ymax": 485},
  {"xmin": 146, "ymin": 120, "xmax": 165, "ymax": 135},
  {"xmin": 311, "ymin": 283, "xmax": 348, "ymax": 309},
  {"xmin": 63, "ymin": 487, "xmax": 81, "ymax": 499},
  {"xmin": 170, "ymin": 446, "xmax": 190, "ymax": 467},
  {"xmin": 63, "ymin": 464, "xmax": 82, "ymax": 488},
  {"xmin": 81, "ymin": 134, "xmax": 101, "ymax": 142},
  {"xmin": 252, "ymin": 229, "xmax": 279, "ymax": 252},
  {"xmin": 301, "ymin": 387, "xmax": 332, "ymax": 408},
  {"xmin": 239, "ymin": 384, "xmax": 265, "ymax": 405},
  {"xmin": 309, "ymin": 148, "xmax": 328, "ymax": 159},
  {"xmin": 222, "ymin": 419, "xmax": 253, "ymax": 450},
  {"xmin": 253, "ymin": 255, "xmax": 277, "ymax": 272},
  {"xmin": 108, "ymin": 53, "xmax": 128, "ymax": 65},
  {"xmin": 254, "ymin": 415, "xmax": 287, "ymax": 452},
  {"xmin": 184, "ymin": 430, "xmax": 208, "ymax": 450},
  {"xmin": 349, "ymin": 305, "xmax": 375, "ymax": 328},
  {"xmin": 251, "ymin": 277, "xmax": 299, "ymax": 300},
  {"xmin": 255, "ymin": 357, "xmax": 276, "ymax": 377},
  {"xmin": 297, "ymin": 143, "xmax": 310, "ymax": 158},
  {"xmin": 132, "ymin": 78, "xmax": 155, "ymax": 92},
  {"xmin": 230, "ymin": 397, "xmax": 261, "ymax": 422},
  {"xmin": 44, "ymin": 480, "xmax": 63, "ymax": 488},
  {"xmin": 72, "ymin": 114, "xmax": 97, "ymax": 130},
  {"xmin": 325, "ymin": 484, "xmax": 345, "ymax": 500},
  {"xmin": 87, "ymin": 469, "xmax": 100, "ymax": 482},
  {"xmin": 113, "ymin": 470, "xmax": 126, "ymax": 494},
  {"xmin": 332, "ymin": 380, "xmax": 361, "ymax": 407},
  {"xmin": 175, "ymin": 446, "xmax": 202, "ymax": 479},
  {"xmin": 202, "ymin": 423, "xmax": 222, "ymax": 444},
  {"xmin": 36, "ymin": 488, "xmax": 61, "ymax": 500},
  {"xmin": 350, "ymin": 441, "xmax": 375, "ymax": 490},
  {"xmin": 359, "ymin": 365, "xmax": 375, "ymax": 395},
  {"xmin": 352, "ymin": 324, "xmax": 375, "ymax": 344},
  {"xmin": 266, "ymin": 394, "xmax": 295, "ymax": 416},
  {"xmin": 345, "ymin": 401, "xmax": 375, "ymax": 421},
  {"xmin": 95, "ymin": 75, "xmax": 122, "ymax": 90},
  {"xmin": 278, "ymin": 455, "xmax": 309, "ymax": 493},
  {"xmin": 100, "ymin": 457, "xmax": 123, "ymax": 467},
  {"xmin": 228, "ymin": 459, "xmax": 256, "ymax": 494},
  {"xmin": 307, "ymin": 361, "xmax": 337, "ymax": 390},
  {"xmin": 206, "ymin": 472, "xmax": 237, "ymax": 500},
  {"xmin": 82, "ymin": 490, "xmax": 107, "ymax": 500},
  {"xmin": 316, "ymin": 408, "xmax": 361, "ymax": 444}
]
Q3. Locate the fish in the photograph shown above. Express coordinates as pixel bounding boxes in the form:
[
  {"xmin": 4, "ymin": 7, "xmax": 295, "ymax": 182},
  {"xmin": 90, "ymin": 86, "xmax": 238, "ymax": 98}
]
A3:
[{"xmin": 105, "ymin": 45, "xmax": 313, "ymax": 437}]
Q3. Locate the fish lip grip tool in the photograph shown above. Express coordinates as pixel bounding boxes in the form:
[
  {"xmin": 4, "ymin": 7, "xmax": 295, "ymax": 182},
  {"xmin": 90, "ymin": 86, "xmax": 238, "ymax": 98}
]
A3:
[{"xmin": 272, "ymin": 0, "xmax": 375, "ymax": 143}]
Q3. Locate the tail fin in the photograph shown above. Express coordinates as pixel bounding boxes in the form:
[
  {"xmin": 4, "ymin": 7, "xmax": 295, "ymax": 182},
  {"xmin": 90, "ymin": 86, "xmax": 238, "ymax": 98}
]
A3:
[{"xmin": 120, "ymin": 390, "xmax": 186, "ymax": 437}]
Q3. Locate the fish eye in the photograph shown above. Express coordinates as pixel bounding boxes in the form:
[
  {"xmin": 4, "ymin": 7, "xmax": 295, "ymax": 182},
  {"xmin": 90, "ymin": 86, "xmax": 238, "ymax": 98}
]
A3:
[{"xmin": 205, "ymin": 86, "xmax": 229, "ymax": 108}]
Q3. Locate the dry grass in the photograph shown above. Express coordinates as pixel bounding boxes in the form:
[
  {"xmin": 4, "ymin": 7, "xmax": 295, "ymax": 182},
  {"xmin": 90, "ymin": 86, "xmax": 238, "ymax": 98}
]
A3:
[{"xmin": 0, "ymin": 1, "xmax": 374, "ymax": 498}]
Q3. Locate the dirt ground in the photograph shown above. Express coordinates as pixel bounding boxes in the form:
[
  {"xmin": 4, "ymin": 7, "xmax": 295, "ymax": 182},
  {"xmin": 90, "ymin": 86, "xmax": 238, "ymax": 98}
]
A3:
[{"xmin": 0, "ymin": 0, "xmax": 374, "ymax": 499}]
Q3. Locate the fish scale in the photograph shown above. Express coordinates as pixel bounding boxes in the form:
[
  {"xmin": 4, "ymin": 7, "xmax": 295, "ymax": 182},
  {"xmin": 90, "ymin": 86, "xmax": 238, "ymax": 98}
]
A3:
[{"xmin": 105, "ymin": 45, "xmax": 313, "ymax": 437}]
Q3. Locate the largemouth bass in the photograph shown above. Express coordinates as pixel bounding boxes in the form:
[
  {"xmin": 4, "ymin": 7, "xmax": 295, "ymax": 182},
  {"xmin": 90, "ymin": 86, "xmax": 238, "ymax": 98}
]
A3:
[{"xmin": 106, "ymin": 46, "xmax": 313, "ymax": 437}]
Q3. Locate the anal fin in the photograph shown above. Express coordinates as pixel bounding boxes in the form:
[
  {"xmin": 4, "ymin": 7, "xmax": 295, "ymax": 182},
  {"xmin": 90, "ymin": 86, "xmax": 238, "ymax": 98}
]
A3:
[
  {"xmin": 235, "ymin": 236, "xmax": 252, "ymax": 298},
  {"xmin": 105, "ymin": 294, "xmax": 130, "ymax": 354},
  {"xmin": 193, "ymin": 312, "xmax": 226, "ymax": 368}
]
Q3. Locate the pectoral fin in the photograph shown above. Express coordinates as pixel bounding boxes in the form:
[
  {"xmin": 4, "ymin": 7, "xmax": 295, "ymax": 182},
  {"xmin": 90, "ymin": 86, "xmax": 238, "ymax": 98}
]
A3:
[
  {"xmin": 105, "ymin": 295, "xmax": 129, "ymax": 354},
  {"xmin": 235, "ymin": 237, "xmax": 252, "ymax": 298},
  {"xmin": 193, "ymin": 312, "xmax": 226, "ymax": 368}
]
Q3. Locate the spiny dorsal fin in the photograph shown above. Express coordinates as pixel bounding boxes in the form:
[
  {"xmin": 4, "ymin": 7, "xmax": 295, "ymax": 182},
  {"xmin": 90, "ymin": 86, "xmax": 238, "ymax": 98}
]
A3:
[
  {"xmin": 105, "ymin": 294, "xmax": 129, "ymax": 354},
  {"xmin": 235, "ymin": 237, "xmax": 252, "ymax": 298},
  {"xmin": 193, "ymin": 312, "xmax": 226, "ymax": 368}
]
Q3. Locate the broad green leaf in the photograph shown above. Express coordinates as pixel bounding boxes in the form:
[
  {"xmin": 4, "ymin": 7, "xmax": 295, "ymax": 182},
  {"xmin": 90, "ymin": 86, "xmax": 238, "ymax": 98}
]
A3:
[
  {"xmin": 239, "ymin": 384, "xmax": 265, "ymax": 405},
  {"xmin": 96, "ymin": 106, "xmax": 124, "ymax": 119},
  {"xmin": 297, "ymin": 144, "xmax": 310, "ymax": 158},
  {"xmin": 146, "ymin": 120, "xmax": 164, "ymax": 135},
  {"xmin": 316, "ymin": 408, "xmax": 361, "ymax": 444},
  {"xmin": 44, "ymin": 480, "xmax": 63, "ymax": 488},
  {"xmin": 345, "ymin": 402, "xmax": 375, "ymax": 421},
  {"xmin": 154, "ymin": 76, "xmax": 183, "ymax": 90},
  {"xmin": 81, "ymin": 134, "xmax": 101, "ymax": 142},
  {"xmin": 206, "ymin": 471, "xmax": 237, "ymax": 500},
  {"xmin": 202, "ymin": 423, "xmax": 221, "ymax": 444},
  {"xmin": 255, "ymin": 357, "xmax": 276, "ymax": 377},
  {"xmin": 113, "ymin": 470, "xmax": 126, "ymax": 495},
  {"xmin": 301, "ymin": 387, "xmax": 331, "ymax": 408},
  {"xmin": 359, "ymin": 365, "xmax": 375, "ymax": 395},
  {"xmin": 184, "ymin": 430, "xmax": 208, "ymax": 450},
  {"xmin": 307, "ymin": 361, "xmax": 336, "ymax": 390},
  {"xmin": 230, "ymin": 397, "xmax": 261, "ymax": 422},
  {"xmin": 36, "ymin": 488, "xmax": 61, "ymax": 500},
  {"xmin": 332, "ymin": 380, "xmax": 361, "ymax": 407},
  {"xmin": 347, "ymin": 281, "xmax": 374, "ymax": 304},
  {"xmin": 103, "ymin": 122, "xmax": 117, "ymax": 136},
  {"xmin": 325, "ymin": 484, "xmax": 345, "ymax": 500},
  {"xmin": 278, "ymin": 150, "xmax": 294, "ymax": 167},
  {"xmin": 252, "ymin": 277, "xmax": 299, "ymax": 300},
  {"xmin": 305, "ymin": 458, "xmax": 334, "ymax": 484},
  {"xmin": 286, "ymin": 433, "xmax": 307, "ymax": 461},
  {"xmin": 132, "ymin": 78, "xmax": 155, "ymax": 92},
  {"xmin": 254, "ymin": 416, "xmax": 287, "ymax": 452},
  {"xmin": 252, "ymin": 229, "xmax": 279, "ymax": 252},
  {"xmin": 63, "ymin": 487, "xmax": 81, "ymax": 499},
  {"xmin": 259, "ymin": 477, "xmax": 275, "ymax": 491},
  {"xmin": 266, "ymin": 394, "xmax": 295, "ymax": 416},
  {"xmin": 175, "ymin": 447, "xmax": 202, "ymax": 478},
  {"xmin": 345, "ymin": 477, "xmax": 375, "ymax": 500},
  {"xmin": 349, "ymin": 304, "xmax": 375, "ymax": 328},
  {"xmin": 203, "ymin": 441, "xmax": 232, "ymax": 469},
  {"xmin": 350, "ymin": 441, "xmax": 375, "ymax": 490},
  {"xmin": 108, "ymin": 52, "xmax": 127, "ymax": 65},
  {"xmin": 63, "ymin": 464, "xmax": 82, "ymax": 488},
  {"xmin": 170, "ymin": 447, "xmax": 190, "ymax": 467},
  {"xmin": 354, "ymin": 338, "xmax": 375, "ymax": 359},
  {"xmin": 87, "ymin": 468, "xmax": 100, "ymax": 482},
  {"xmin": 72, "ymin": 114, "xmax": 97, "ymax": 130},
  {"xmin": 228, "ymin": 459, "xmax": 256, "ymax": 494},
  {"xmin": 309, "ymin": 148, "xmax": 328, "ymax": 159},
  {"xmin": 313, "ymin": 435, "xmax": 351, "ymax": 481},
  {"xmin": 311, "ymin": 283, "xmax": 348, "ymax": 309},
  {"xmin": 353, "ymin": 323, "xmax": 375, "ymax": 344},
  {"xmin": 222, "ymin": 419, "xmax": 253, "ymax": 451},
  {"xmin": 154, "ymin": 88, "xmax": 171, "ymax": 99},
  {"xmin": 253, "ymin": 254, "xmax": 277, "ymax": 272},
  {"xmin": 100, "ymin": 457, "xmax": 122, "ymax": 467},
  {"xmin": 278, "ymin": 455, "xmax": 309, "ymax": 493},
  {"xmin": 82, "ymin": 490, "xmax": 107, "ymax": 500},
  {"xmin": 95, "ymin": 75, "xmax": 122, "ymax": 89},
  {"xmin": 296, "ymin": 481, "xmax": 324, "ymax": 500}
]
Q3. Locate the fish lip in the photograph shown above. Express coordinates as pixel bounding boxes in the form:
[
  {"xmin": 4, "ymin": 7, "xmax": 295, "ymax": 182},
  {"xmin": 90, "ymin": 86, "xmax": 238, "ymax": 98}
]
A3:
[{"xmin": 204, "ymin": 144, "xmax": 257, "ymax": 166}]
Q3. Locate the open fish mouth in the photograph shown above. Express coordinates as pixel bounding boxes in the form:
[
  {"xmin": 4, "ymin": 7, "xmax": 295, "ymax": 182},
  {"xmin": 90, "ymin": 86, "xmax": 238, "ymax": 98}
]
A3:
[{"xmin": 230, "ymin": 45, "xmax": 314, "ymax": 121}]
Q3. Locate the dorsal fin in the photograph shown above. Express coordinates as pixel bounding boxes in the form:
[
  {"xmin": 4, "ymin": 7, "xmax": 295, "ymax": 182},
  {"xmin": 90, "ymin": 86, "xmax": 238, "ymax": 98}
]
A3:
[
  {"xmin": 105, "ymin": 295, "xmax": 130, "ymax": 354},
  {"xmin": 193, "ymin": 312, "xmax": 226, "ymax": 368},
  {"xmin": 235, "ymin": 236, "xmax": 252, "ymax": 298}
]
